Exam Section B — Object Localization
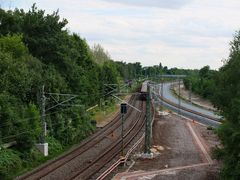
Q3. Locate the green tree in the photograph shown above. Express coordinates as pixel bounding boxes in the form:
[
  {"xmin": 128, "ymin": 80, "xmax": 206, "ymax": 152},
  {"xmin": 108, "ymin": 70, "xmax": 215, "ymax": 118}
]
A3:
[
  {"xmin": 91, "ymin": 44, "xmax": 111, "ymax": 64},
  {"xmin": 213, "ymin": 31, "xmax": 240, "ymax": 179}
]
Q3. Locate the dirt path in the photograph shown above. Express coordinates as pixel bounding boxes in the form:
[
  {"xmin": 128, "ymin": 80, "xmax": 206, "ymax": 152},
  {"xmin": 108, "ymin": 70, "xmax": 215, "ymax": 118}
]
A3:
[
  {"xmin": 113, "ymin": 112, "xmax": 220, "ymax": 180},
  {"xmin": 130, "ymin": 114, "xmax": 203, "ymax": 171}
]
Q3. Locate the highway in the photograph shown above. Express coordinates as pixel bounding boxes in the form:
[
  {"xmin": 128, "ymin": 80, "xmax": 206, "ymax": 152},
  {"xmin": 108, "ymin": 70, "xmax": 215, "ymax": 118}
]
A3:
[{"xmin": 152, "ymin": 82, "xmax": 221, "ymax": 127}]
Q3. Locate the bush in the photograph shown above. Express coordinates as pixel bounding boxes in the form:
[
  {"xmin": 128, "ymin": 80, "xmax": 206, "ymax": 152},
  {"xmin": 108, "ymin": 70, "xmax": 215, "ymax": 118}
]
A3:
[
  {"xmin": 46, "ymin": 136, "xmax": 63, "ymax": 155},
  {"xmin": 0, "ymin": 148, "xmax": 22, "ymax": 179}
]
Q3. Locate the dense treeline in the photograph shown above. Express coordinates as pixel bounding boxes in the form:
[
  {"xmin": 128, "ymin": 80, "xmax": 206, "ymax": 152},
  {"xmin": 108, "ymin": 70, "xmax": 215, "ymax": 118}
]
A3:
[
  {"xmin": 0, "ymin": 5, "xmax": 192, "ymax": 178},
  {"xmin": 184, "ymin": 32, "xmax": 240, "ymax": 179},
  {"xmin": 0, "ymin": 4, "xmax": 209, "ymax": 179},
  {"xmin": 0, "ymin": 5, "xmax": 141, "ymax": 178},
  {"xmin": 183, "ymin": 65, "xmax": 217, "ymax": 100}
]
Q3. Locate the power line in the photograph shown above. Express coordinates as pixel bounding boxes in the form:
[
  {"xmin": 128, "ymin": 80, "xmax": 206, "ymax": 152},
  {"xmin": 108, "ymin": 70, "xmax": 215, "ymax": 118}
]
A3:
[
  {"xmin": 0, "ymin": 102, "xmax": 89, "ymax": 128},
  {"xmin": 0, "ymin": 82, "xmax": 133, "ymax": 132},
  {"xmin": 0, "ymin": 116, "xmax": 39, "ymax": 128},
  {"xmin": 1, "ymin": 131, "xmax": 32, "ymax": 140}
]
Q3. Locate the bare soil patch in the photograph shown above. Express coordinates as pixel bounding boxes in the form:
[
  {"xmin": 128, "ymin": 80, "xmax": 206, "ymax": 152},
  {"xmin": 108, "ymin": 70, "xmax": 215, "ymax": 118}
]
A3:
[
  {"xmin": 151, "ymin": 164, "xmax": 219, "ymax": 180},
  {"xmin": 192, "ymin": 122, "xmax": 220, "ymax": 157},
  {"xmin": 113, "ymin": 112, "xmax": 221, "ymax": 180},
  {"xmin": 131, "ymin": 114, "xmax": 203, "ymax": 171}
]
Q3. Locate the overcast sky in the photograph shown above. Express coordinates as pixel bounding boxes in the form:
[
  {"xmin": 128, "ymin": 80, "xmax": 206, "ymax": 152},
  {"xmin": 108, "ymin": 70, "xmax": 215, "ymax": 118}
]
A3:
[{"xmin": 1, "ymin": 0, "xmax": 240, "ymax": 69}]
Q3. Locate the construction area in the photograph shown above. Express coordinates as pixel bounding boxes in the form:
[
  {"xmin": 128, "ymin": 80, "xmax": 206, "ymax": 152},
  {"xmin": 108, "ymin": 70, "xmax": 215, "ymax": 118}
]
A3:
[
  {"xmin": 109, "ymin": 80, "xmax": 221, "ymax": 180},
  {"xmin": 112, "ymin": 111, "xmax": 220, "ymax": 180}
]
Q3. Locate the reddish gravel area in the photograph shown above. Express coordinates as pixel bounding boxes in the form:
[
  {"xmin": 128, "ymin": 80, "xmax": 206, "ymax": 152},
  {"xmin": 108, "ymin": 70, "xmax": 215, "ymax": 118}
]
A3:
[
  {"xmin": 150, "ymin": 164, "xmax": 219, "ymax": 180},
  {"xmin": 193, "ymin": 123, "xmax": 220, "ymax": 152},
  {"xmin": 131, "ymin": 114, "xmax": 203, "ymax": 170},
  {"xmin": 113, "ymin": 112, "xmax": 221, "ymax": 180}
]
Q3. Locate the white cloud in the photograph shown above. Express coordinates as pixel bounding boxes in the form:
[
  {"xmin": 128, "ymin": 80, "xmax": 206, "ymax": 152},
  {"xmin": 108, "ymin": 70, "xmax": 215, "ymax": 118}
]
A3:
[
  {"xmin": 102, "ymin": 0, "xmax": 192, "ymax": 9},
  {"xmin": 1, "ymin": 0, "xmax": 240, "ymax": 69}
]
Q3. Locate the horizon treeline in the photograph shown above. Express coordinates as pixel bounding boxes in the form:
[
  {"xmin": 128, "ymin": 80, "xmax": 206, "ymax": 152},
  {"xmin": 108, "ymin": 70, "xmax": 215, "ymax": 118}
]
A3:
[{"xmin": 0, "ymin": 5, "xmax": 194, "ymax": 178}]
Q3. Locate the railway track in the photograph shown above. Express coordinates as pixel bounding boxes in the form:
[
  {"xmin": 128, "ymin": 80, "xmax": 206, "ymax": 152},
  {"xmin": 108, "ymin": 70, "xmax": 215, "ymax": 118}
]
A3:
[
  {"xmin": 69, "ymin": 101, "xmax": 146, "ymax": 179},
  {"xmin": 160, "ymin": 96, "xmax": 220, "ymax": 122},
  {"xmin": 152, "ymin": 89, "xmax": 221, "ymax": 127},
  {"xmin": 18, "ymin": 93, "xmax": 145, "ymax": 180}
]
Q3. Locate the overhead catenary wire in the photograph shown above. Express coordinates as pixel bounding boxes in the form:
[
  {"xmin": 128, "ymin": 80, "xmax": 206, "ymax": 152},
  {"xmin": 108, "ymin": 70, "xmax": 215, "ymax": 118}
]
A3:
[
  {"xmin": 0, "ymin": 105, "xmax": 82, "ymax": 128},
  {"xmin": 0, "ymin": 81, "xmax": 139, "ymax": 140},
  {"xmin": 1, "ymin": 131, "xmax": 33, "ymax": 140}
]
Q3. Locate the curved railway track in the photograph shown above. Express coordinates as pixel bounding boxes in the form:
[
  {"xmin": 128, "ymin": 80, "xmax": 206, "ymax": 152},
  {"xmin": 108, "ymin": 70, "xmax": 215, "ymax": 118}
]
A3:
[
  {"xmin": 69, "ymin": 101, "xmax": 145, "ymax": 180},
  {"xmin": 18, "ymin": 93, "xmax": 145, "ymax": 180},
  {"xmin": 152, "ymin": 88, "xmax": 221, "ymax": 127},
  {"xmin": 160, "ymin": 96, "xmax": 220, "ymax": 122}
]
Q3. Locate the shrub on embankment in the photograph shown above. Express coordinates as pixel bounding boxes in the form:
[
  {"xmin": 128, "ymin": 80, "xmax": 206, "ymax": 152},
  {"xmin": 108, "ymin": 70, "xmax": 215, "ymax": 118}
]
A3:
[
  {"xmin": 0, "ymin": 5, "xmax": 145, "ymax": 178},
  {"xmin": 184, "ymin": 31, "xmax": 240, "ymax": 179}
]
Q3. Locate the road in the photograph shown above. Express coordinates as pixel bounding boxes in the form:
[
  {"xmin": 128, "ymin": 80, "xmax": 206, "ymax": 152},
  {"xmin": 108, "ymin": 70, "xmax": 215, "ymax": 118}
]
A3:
[{"xmin": 153, "ymin": 82, "xmax": 221, "ymax": 127}]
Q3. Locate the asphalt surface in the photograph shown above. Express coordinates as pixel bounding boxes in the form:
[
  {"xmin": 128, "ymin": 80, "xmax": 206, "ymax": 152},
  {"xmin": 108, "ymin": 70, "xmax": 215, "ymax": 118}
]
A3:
[{"xmin": 152, "ymin": 82, "xmax": 221, "ymax": 127}]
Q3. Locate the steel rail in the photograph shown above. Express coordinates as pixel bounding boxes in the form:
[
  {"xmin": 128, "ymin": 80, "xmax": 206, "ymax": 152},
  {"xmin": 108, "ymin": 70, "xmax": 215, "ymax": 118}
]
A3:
[
  {"xmin": 69, "ymin": 101, "xmax": 146, "ymax": 180},
  {"xmin": 155, "ymin": 91, "xmax": 220, "ymax": 122},
  {"xmin": 18, "ymin": 95, "xmax": 138, "ymax": 180},
  {"xmin": 96, "ymin": 101, "xmax": 156, "ymax": 180}
]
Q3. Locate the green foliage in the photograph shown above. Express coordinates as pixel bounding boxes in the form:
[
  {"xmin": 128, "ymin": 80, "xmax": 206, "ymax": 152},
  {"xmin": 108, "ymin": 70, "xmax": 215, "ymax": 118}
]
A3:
[
  {"xmin": 183, "ymin": 66, "xmax": 217, "ymax": 99},
  {"xmin": 0, "ymin": 34, "xmax": 42, "ymax": 148},
  {"xmin": 185, "ymin": 31, "xmax": 240, "ymax": 179},
  {"xmin": 0, "ymin": 35, "xmax": 43, "ymax": 102},
  {"xmin": 0, "ymin": 5, "xmax": 206, "ymax": 178},
  {"xmin": 115, "ymin": 61, "xmax": 142, "ymax": 80},
  {"xmin": 91, "ymin": 44, "xmax": 111, "ymax": 64},
  {"xmin": 15, "ymin": 104, "xmax": 40, "ymax": 153},
  {"xmin": 0, "ymin": 34, "xmax": 27, "ymax": 58},
  {"xmin": 211, "ymin": 31, "xmax": 240, "ymax": 179},
  {"xmin": 0, "ymin": 8, "xmax": 25, "ymax": 35},
  {"xmin": 0, "ymin": 149, "xmax": 22, "ymax": 179},
  {"xmin": 22, "ymin": 4, "xmax": 68, "ymax": 61},
  {"xmin": 47, "ymin": 106, "xmax": 95, "ymax": 145},
  {"xmin": 46, "ymin": 136, "xmax": 63, "ymax": 155},
  {"xmin": 0, "ymin": 93, "xmax": 23, "ymax": 141}
]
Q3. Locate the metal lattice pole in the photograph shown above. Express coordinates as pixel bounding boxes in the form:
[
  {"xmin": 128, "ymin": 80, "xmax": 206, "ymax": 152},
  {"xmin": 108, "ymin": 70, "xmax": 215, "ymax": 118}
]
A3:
[
  {"xmin": 161, "ymin": 79, "xmax": 163, "ymax": 109},
  {"xmin": 189, "ymin": 81, "xmax": 192, "ymax": 102},
  {"xmin": 144, "ymin": 83, "xmax": 151, "ymax": 154},
  {"xmin": 178, "ymin": 79, "xmax": 181, "ymax": 116},
  {"xmin": 40, "ymin": 85, "xmax": 46, "ymax": 144}
]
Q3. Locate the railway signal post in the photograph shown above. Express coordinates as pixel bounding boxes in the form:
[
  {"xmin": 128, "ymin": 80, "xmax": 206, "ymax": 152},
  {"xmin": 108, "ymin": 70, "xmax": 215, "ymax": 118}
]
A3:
[{"xmin": 120, "ymin": 103, "xmax": 127, "ymax": 156}]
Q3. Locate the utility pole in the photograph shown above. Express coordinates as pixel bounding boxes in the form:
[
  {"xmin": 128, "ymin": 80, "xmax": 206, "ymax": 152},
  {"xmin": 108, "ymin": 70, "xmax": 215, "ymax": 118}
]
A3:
[
  {"xmin": 189, "ymin": 82, "xmax": 192, "ymax": 102},
  {"xmin": 178, "ymin": 79, "xmax": 181, "ymax": 116},
  {"xmin": 36, "ymin": 89, "xmax": 80, "ymax": 156},
  {"xmin": 144, "ymin": 83, "xmax": 151, "ymax": 154},
  {"xmin": 36, "ymin": 85, "xmax": 48, "ymax": 156},
  {"xmin": 40, "ymin": 85, "xmax": 46, "ymax": 143},
  {"xmin": 159, "ymin": 77, "xmax": 164, "ymax": 110},
  {"xmin": 161, "ymin": 79, "xmax": 163, "ymax": 107}
]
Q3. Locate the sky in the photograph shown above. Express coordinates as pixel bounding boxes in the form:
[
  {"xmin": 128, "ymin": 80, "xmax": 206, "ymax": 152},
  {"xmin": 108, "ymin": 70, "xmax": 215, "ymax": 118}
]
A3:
[{"xmin": 1, "ymin": 0, "xmax": 240, "ymax": 69}]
